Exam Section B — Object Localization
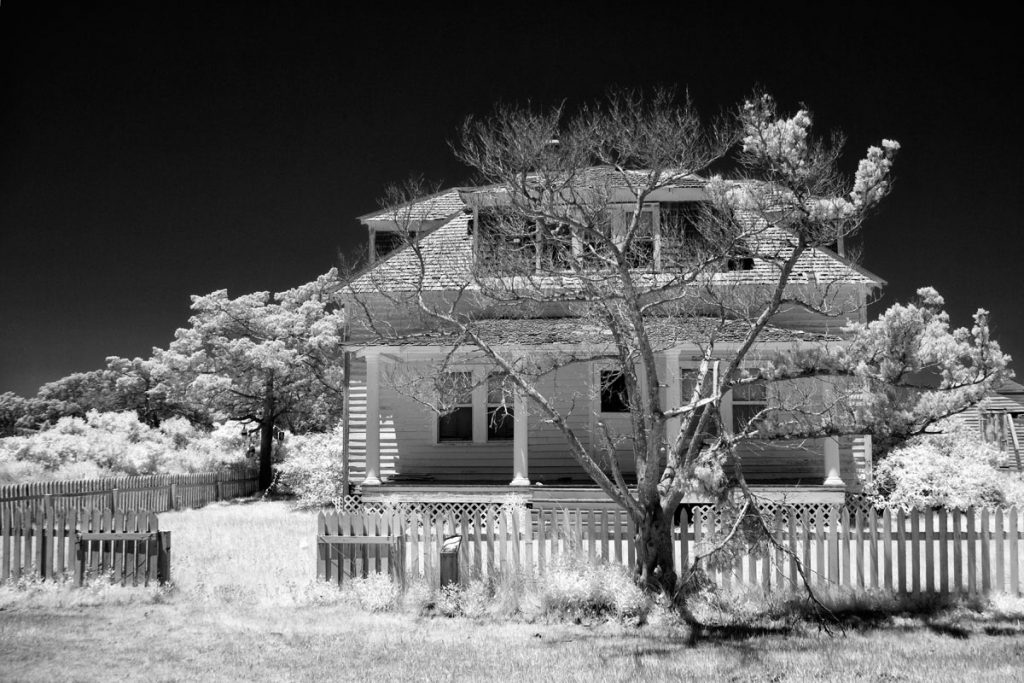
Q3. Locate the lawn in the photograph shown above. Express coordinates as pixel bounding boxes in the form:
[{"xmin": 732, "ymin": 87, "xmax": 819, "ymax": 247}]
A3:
[{"xmin": 1, "ymin": 500, "xmax": 1023, "ymax": 682}]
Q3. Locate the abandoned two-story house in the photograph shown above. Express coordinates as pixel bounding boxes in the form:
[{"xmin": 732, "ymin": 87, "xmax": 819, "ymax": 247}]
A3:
[{"xmin": 340, "ymin": 171, "xmax": 880, "ymax": 507}]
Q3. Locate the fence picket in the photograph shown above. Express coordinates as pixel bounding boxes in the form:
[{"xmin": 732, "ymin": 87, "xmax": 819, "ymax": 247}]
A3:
[
  {"xmin": 910, "ymin": 509, "xmax": 921, "ymax": 598},
  {"xmin": 980, "ymin": 508, "xmax": 991, "ymax": 595},
  {"xmin": 953, "ymin": 509, "xmax": 963, "ymax": 596},
  {"xmin": 841, "ymin": 507, "xmax": 851, "ymax": 587},
  {"xmin": 939, "ymin": 509, "xmax": 949, "ymax": 594},
  {"xmin": 967, "ymin": 509, "xmax": 977, "ymax": 596},
  {"xmin": 995, "ymin": 509, "xmax": 1005, "ymax": 594},
  {"xmin": 1010, "ymin": 507, "xmax": 1020, "ymax": 596}
]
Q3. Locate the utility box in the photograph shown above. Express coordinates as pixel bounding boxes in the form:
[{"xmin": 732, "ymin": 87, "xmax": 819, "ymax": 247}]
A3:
[{"xmin": 440, "ymin": 535, "xmax": 462, "ymax": 587}]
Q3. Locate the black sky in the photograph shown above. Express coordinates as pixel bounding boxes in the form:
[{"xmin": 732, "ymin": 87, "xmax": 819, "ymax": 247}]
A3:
[{"xmin": 2, "ymin": 3, "xmax": 1021, "ymax": 396}]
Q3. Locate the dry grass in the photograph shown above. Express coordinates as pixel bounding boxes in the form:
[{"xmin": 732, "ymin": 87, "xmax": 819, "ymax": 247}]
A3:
[{"xmin": 2, "ymin": 500, "xmax": 1024, "ymax": 682}]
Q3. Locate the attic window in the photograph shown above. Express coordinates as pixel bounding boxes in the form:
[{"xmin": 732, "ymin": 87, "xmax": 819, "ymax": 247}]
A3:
[
  {"xmin": 477, "ymin": 208, "xmax": 539, "ymax": 275},
  {"xmin": 658, "ymin": 202, "xmax": 712, "ymax": 270},
  {"xmin": 373, "ymin": 231, "xmax": 413, "ymax": 260}
]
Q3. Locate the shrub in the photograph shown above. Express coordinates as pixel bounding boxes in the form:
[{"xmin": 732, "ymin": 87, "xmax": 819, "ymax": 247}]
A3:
[
  {"xmin": 870, "ymin": 420, "xmax": 1023, "ymax": 508},
  {"xmin": 276, "ymin": 425, "xmax": 346, "ymax": 507},
  {"xmin": 539, "ymin": 557, "xmax": 651, "ymax": 621},
  {"xmin": 347, "ymin": 573, "xmax": 400, "ymax": 612},
  {"xmin": 0, "ymin": 411, "xmax": 253, "ymax": 482}
]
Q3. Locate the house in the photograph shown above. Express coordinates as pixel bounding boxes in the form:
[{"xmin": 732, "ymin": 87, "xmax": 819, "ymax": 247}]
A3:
[
  {"xmin": 340, "ymin": 171, "xmax": 881, "ymax": 507},
  {"xmin": 951, "ymin": 380, "xmax": 1024, "ymax": 470}
]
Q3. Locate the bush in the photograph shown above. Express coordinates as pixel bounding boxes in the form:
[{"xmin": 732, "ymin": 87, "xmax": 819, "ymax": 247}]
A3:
[
  {"xmin": 347, "ymin": 573, "xmax": 400, "ymax": 612},
  {"xmin": 870, "ymin": 421, "xmax": 1024, "ymax": 508},
  {"xmin": 0, "ymin": 411, "xmax": 254, "ymax": 482},
  {"xmin": 276, "ymin": 425, "xmax": 346, "ymax": 507},
  {"xmin": 539, "ymin": 557, "xmax": 651, "ymax": 621}
]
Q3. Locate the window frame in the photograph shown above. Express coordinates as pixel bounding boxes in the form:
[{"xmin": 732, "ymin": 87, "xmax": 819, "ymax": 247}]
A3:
[
  {"xmin": 436, "ymin": 370, "xmax": 475, "ymax": 443},
  {"xmin": 486, "ymin": 372, "xmax": 515, "ymax": 441},
  {"xmin": 729, "ymin": 380, "xmax": 770, "ymax": 434},
  {"xmin": 598, "ymin": 368, "xmax": 631, "ymax": 415},
  {"xmin": 432, "ymin": 368, "xmax": 519, "ymax": 445}
]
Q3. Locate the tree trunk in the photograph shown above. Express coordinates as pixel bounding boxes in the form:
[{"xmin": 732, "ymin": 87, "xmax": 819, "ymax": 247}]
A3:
[
  {"xmin": 635, "ymin": 500, "xmax": 678, "ymax": 593},
  {"xmin": 258, "ymin": 378, "xmax": 275, "ymax": 490}
]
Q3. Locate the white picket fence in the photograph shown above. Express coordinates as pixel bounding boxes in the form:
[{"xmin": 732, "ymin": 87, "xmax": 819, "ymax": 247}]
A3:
[{"xmin": 318, "ymin": 503, "xmax": 1024, "ymax": 596}]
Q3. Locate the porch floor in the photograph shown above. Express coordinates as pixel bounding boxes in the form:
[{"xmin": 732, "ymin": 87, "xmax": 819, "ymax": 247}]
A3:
[{"xmin": 358, "ymin": 481, "xmax": 847, "ymax": 505}]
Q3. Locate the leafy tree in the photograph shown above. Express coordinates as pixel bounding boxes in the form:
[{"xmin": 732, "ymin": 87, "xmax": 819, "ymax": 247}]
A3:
[
  {"xmin": 0, "ymin": 392, "xmax": 28, "ymax": 437},
  {"xmin": 353, "ymin": 90, "xmax": 1008, "ymax": 594},
  {"xmin": 154, "ymin": 269, "xmax": 346, "ymax": 488}
]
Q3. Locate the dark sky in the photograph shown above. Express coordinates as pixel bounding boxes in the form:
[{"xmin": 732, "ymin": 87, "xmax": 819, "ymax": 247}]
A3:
[{"xmin": 1, "ymin": 4, "xmax": 1021, "ymax": 396}]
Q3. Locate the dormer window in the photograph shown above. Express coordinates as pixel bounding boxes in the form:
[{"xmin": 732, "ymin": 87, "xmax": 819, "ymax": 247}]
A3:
[
  {"xmin": 373, "ymin": 230, "xmax": 415, "ymax": 261},
  {"xmin": 473, "ymin": 201, "xmax": 724, "ymax": 273}
]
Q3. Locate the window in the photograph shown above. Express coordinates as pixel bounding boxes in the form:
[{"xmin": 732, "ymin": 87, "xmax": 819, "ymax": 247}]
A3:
[
  {"xmin": 727, "ymin": 256, "xmax": 755, "ymax": 271},
  {"xmin": 486, "ymin": 373, "xmax": 515, "ymax": 440},
  {"xmin": 373, "ymin": 231, "xmax": 413, "ymax": 260},
  {"xmin": 981, "ymin": 411, "xmax": 1007, "ymax": 449},
  {"xmin": 731, "ymin": 381, "xmax": 768, "ymax": 433},
  {"xmin": 477, "ymin": 209, "xmax": 537, "ymax": 275},
  {"xmin": 659, "ymin": 201, "xmax": 710, "ymax": 269},
  {"xmin": 600, "ymin": 370, "xmax": 630, "ymax": 413},
  {"xmin": 624, "ymin": 209, "xmax": 657, "ymax": 270},
  {"xmin": 537, "ymin": 220, "xmax": 574, "ymax": 271},
  {"xmin": 437, "ymin": 371, "xmax": 474, "ymax": 442}
]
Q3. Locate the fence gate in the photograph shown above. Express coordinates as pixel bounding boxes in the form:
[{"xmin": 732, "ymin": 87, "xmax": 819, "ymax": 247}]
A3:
[{"xmin": 316, "ymin": 511, "xmax": 404, "ymax": 587}]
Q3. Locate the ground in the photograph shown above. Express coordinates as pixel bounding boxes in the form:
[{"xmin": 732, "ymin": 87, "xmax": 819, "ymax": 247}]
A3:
[{"xmin": 1, "ymin": 501, "xmax": 1023, "ymax": 681}]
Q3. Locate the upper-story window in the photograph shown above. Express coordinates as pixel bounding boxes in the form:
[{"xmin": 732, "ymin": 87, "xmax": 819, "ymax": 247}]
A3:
[
  {"xmin": 474, "ymin": 201, "xmax": 751, "ymax": 273},
  {"xmin": 373, "ymin": 231, "xmax": 415, "ymax": 261}
]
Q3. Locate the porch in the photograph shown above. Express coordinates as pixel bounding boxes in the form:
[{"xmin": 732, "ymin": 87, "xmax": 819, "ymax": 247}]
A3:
[
  {"xmin": 349, "ymin": 349, "xmax": 873, "ymax": 506},
  {"xmin": 358, "ymin": 483, "xmax": 848, "ymax": 506}
]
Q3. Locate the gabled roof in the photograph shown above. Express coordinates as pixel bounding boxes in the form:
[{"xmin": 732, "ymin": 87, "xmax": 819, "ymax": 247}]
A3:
[
  {"xmin": 359, "ymin": 188, "xmax": 467, "ymax": 223},
  {"xmin": 356, "ymin": 316, "xmax": 841, "ymax": 348}
]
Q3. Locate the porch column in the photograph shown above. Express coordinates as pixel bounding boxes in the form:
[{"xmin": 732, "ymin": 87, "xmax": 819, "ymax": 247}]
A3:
[
  {"xmin": 363, "ymin": 352, "xmax": 382, "ymax": 486},
  {"xmin": 664, "ymin": 350, "xmax": 682, "ymax": 447},
  {"xmin": 510, "ymin": 388, "xmax": 530, "ymax": 486},
  {"xmin": 823, "ymin": 436, "xmax": 844, "ymax": 487}
]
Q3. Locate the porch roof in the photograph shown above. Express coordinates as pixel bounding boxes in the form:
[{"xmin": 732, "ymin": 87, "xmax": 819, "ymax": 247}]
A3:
[{"xmin": 357, "ymin": 316, "xmax": 842, "ymax": 348}]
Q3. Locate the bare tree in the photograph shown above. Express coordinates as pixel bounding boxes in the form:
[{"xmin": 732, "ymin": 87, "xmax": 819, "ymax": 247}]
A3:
[{"xmin": 346, "ymin": 90, "xmax": 1008, "ymax": 594}]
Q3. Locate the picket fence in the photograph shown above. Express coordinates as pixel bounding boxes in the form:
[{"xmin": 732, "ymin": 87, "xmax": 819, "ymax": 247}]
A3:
[
  {"xmin": 0, "ymin": 471, "xmax": 259, "ymax": 518},
  {"xmin": 0, "ymin": 505, "xmax": 169, "ymax": 586},
  {"xmin": 317, "ymin": 503, "xmax": 1024, "ymax": 596}
]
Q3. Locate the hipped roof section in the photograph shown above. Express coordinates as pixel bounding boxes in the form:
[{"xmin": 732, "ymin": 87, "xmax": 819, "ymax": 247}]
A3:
[
  {"xmin": 354, "ymin": 316, "xmax": 842, "ymax": 349},
  {"xmin": 347, "ymin": 171, "xmax": 886, "ymax": 294}
]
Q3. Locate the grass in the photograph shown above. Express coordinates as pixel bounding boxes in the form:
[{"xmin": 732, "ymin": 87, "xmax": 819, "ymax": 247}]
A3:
[{"xmin": 2, "ymin": 500, "xmax": 1024, "ymax": 681}]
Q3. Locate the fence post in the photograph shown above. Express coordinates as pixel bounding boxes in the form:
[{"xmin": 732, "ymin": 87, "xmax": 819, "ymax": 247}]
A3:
[
  {"xmin": 169, "ymin": 484, "xmax": 179, "ymax": 511},
  {"xmin": 215, "ymin": 476, "xmax": 222, "ymax": 502},
  {"xmin": 110, "ymin": 488, "xmax": 119, "ymax": 514},
  {"xmin": 74, "ymin": 532, "xmax": 84, "ymax": 586},
  {"xmin": 157, "ymin": 531, "xmax": 171, "ymax": 585}
]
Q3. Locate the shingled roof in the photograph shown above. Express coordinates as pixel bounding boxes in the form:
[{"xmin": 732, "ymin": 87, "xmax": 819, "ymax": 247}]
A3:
[
  {"xmin": 357, "ymin": 316, "xmax": 841, "ymax": 348},
  {"xmin": 349, "ymin": 174, "xmax": 885, "ymax": 293},
  {"xmin": 359, "ymin": 188, "xmax": 467, "ymax": 223}
]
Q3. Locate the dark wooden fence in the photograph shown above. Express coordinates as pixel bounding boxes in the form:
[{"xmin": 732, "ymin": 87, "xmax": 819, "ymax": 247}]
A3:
[
  {"xmin": 0, "ymin": 470, "xmax": 259, "ymax": 518},
  {"xmin": 0, "ymin": 504, "xmax": 169, "ymax": 586}
]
